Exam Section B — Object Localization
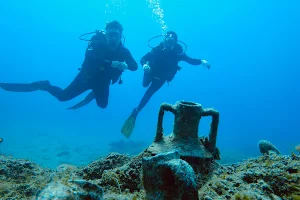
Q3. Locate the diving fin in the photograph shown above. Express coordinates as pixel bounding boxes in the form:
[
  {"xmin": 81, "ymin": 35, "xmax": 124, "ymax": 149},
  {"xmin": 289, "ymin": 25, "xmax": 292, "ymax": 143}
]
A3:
[
  {"xmin": 0, "ymin": 81, "xmax": 50, "ymax": 92},
  {"xmin": 67, "ymin": 92, "xmax": 94, "ymax": 110},
  {"xmin": 121, "ymin": 109, "xmax": 138, "ymax": 138},
  {"xmin": 67, "ymin": 101, "xmax": 87, "ymax": 110}
]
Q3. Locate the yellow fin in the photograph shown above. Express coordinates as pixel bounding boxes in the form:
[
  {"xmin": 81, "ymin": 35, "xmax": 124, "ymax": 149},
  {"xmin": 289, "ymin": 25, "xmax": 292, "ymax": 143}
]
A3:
[{"xmin": 121, "ymin": 115, "xmax": 136, "ymax": 138}]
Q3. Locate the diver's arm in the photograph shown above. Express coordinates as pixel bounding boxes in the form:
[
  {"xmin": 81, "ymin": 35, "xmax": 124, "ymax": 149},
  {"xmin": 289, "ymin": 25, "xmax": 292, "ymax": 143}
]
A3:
[
  {"xmin": 141, "ymin": 45, "xmax": 162, "ymax": 66},
  {"xmin": 123, "ymin": 49, "xmax": 138, "ymax": 71},
  {"xmin": 140, "ymin": 52, "xmax": 153, "ymax": 66},
  {"xmin": 180, "ymin": 54, "xmax": 211, "ymax": 69},
  {"xmin": 180, "ymin": 53, "xmax": 203, "ymax": 65}
]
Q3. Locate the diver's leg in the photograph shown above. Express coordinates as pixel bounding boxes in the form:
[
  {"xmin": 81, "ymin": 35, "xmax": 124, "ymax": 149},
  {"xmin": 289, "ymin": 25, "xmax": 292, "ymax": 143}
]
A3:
[
  {"xmin": 167, "ymin": 72, "xmax": 176, "ymax": 83},
  {"xmin": 121, "ymin": 78, "xmax": 164, "ymax": 138},
  {"xmin": 1, "ymin": 72, "xmax": 90, "ymax": 102},
  {"xmin": 67, "ymin": 91, "xmax": 95, "ymax": 110},
  {"xmin": 93, "ymin": 84, "xmax": 109, "ymax": 109},
  {"xmin": 142, "ymin": 73, "xmax": 152, "ymax": 87},
  {"xmin": 134, "ymin": 78, "xmax": 166, "ymax": 116},
  {"xmin": 45, "ymin": 72, "xmax": 91, "ymax": 101}
]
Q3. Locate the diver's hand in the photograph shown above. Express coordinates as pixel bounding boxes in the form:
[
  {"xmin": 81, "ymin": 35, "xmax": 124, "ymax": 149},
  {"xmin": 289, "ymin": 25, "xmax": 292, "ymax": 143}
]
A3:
[
  {"xmin": 118, "ymin": 62, "xmax": 128, "ymax": 71},
  {"xmin": 111, "ymin": 61, "xmax": 128, "ymax": 71},
  {"xmin": 143, "ymin": 64, "xmax": 151, "ymax": 73},
  {"xmin": 111, "ymin": 61, "xmax": 122, "ymax": 68},
  {"xmin": 201, "ymin": 60, "xmax": 211, "ymax": 69}
]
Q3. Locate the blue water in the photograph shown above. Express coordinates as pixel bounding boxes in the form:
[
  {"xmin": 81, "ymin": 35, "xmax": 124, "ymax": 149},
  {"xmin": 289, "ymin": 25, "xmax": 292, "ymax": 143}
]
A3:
[{"xmin": 0, "ymin": 0, "xmax": 299, "ymax": 169}]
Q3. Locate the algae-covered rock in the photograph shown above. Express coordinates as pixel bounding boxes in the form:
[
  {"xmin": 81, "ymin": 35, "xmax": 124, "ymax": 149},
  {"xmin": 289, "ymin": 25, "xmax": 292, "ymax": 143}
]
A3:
[
  {"xmin": 97, "ymin": 151, "xmax": 152, "ymax": 193},
  {"xmin": 36, "ymin": 179, "xmax": 104, "ymax": 200},
  {"xmin": 36, "ymin": 181, "xmax": 74, "ymax": 199},
  {"xmin": 76, "ymin": 152, "xmax": 130, "ymax": 180},
  {"xmin": 36, "ymin": 164, "xmax": 104, "ymax": 200},
  {"xmin": 198, "ymin": 153, "xmax": 300, "ymax": 199},
  {"xmin": 258, "ymin": 140, "xmax": 280, "ymax": 155},
  {"xmin": 0, "ymin": 155, "xmax": 52, "ymax": 199},
  {"xmin": 0, "ymin": 151, "xmax": 299, "ymax": 200}
]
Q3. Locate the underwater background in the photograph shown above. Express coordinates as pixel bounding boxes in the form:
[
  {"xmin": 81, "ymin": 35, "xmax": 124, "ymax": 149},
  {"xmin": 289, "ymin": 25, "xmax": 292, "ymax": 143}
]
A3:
[{"xmin": 0, "ymin": 0, "xmax": 299, "ymax": 169}]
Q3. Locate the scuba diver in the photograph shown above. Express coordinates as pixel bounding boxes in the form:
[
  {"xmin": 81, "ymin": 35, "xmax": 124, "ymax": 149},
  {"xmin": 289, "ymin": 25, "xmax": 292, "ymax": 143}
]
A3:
[
  {"xmin": 67, "ymin": 31, "xmax": 211, "ymax": 138},
  {"xmin": 121, "ymin": 31, "xmax": 211, "ymax": 138},
  {"xmin": 0, "ymin": 20, "xmax": 138, "ymax": 109}
]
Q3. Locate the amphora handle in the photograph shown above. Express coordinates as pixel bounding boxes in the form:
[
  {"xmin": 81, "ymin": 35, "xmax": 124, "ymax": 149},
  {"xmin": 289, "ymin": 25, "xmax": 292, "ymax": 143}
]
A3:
[{"xmin": 155, "ymin": 103, "xmax": 176, "ymax": 142}]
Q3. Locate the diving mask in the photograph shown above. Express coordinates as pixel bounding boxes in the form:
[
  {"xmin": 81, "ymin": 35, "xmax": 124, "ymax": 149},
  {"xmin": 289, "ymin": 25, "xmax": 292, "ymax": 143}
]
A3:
[
  {"xmin": 105, "ymin": 29, "xmax": 122, "ymax": 48},
  {"xmin": 163, "ymin": 33, "xmax": 176, "ymax": 50}
]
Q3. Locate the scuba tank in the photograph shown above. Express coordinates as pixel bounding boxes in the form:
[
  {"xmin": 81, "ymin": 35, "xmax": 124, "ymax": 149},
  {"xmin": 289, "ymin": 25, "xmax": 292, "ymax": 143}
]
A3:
[
  {"xmin": 86, "ymin": 30, "xmax": 106, "ymax": 50},
  {"xmin": 79, "ymin": 30, "xmax": 124, "ymax": 85}
]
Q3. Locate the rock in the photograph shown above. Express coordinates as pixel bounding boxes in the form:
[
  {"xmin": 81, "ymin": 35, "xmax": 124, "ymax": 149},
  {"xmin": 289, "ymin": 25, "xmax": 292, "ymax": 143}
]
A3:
[
  {"xmin": 36, "ymin": 179, "xmax": 104, "ymax": 200},
  {"xmin": 69, "ymin": 179, "xmax": 104, "ymax": 199},
  {"xmin": 258, "ymin": 140, "xmax": 280, "ymax": 155},
  {"xmin": 0, "ymin": 155, "xmax": 52, "ymax": 199},
  {"xmin": 198, "ymin": 154, "xmax": 300, "ymax": 199},
  {"xmin": 97, "ymin": 151, "xmax": 153, "ymax": 193},
  {"xmin": 76, "ymin": 152, "xmax": 130, "ymax": 180},
  {"xmin": 36, "ymin": 181, "xmax": 74, "ymax": 199},
  {"xmin": 204, "ymin": 195, "xmax": 213, "ymax": 200},
  {"xmin": 295, "ymin": 144, "xmax": 300, "ymax": 154},
  {"xmin": 142, "ymin": 151, "xmax": 198, "ymax": 200}
]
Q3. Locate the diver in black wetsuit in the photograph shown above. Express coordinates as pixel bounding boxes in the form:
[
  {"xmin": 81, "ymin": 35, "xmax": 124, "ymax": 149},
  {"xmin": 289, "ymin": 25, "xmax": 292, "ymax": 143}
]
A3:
[
  {"xmin": 64, "ymin": 31, "xmax": 210, "ymax": 138},
  {"xmin": 67, "ymin": 31, "xmax": 210, "ymax": 110},
  {"xmin": 0, "ymin": 21, "xmax": 138, "ymax": 109},
  {"xmin": 120, "ymin": 31, "xmax": 211, "ymax": 137}
]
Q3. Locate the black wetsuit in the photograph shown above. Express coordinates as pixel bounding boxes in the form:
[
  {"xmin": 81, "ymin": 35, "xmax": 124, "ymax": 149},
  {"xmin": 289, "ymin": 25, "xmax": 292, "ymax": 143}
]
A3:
[
  {"xmin": 134, "ymin": 43, "xmax": 202, "ymax": 113},
  {"xmin": 66, "ymin": 43, "xmax": 203, "ymax": 111},
  {"xmin": 0, "ymin": 31, "xmax": 138, "ymax": 108}
]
